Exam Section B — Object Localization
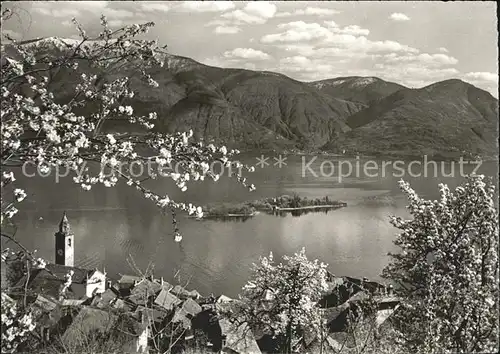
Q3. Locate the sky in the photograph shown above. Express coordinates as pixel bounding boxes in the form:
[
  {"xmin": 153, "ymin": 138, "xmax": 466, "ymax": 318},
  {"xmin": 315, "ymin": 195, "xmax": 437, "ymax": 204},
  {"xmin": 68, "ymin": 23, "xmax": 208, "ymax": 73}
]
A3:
[{"xmin": 2, "ymin": 1, "xmax": 498, "ymax": 95}]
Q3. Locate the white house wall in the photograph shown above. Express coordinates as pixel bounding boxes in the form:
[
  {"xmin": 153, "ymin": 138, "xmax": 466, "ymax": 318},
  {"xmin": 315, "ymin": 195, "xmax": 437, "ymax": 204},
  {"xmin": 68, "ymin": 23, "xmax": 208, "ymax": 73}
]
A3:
[{"xmin": 85, "ymin": 271, "xmax": 106, "ymax": 298}]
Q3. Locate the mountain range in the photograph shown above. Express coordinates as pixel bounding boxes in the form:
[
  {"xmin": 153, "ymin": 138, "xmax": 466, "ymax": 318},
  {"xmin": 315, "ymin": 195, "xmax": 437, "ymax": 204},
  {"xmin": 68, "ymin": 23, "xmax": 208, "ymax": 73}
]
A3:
[
  {"xmin": 11, "ymin": 38, "xmax": 500, "ymax": 159},
  {"xmin": 138, "ymin": 54, "xmax": 499, "ymax": 159}
]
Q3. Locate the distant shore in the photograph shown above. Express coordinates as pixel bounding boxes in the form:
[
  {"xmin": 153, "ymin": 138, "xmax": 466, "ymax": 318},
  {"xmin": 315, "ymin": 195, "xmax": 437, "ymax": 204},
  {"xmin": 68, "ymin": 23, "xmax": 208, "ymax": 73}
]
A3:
[
  {"xmin": 237, "ymin": 149, "xmax": 495, "ymax": 162},
  {"xmin": 271, "ymin": 203, "xmax": 347, "ymax": 211}
]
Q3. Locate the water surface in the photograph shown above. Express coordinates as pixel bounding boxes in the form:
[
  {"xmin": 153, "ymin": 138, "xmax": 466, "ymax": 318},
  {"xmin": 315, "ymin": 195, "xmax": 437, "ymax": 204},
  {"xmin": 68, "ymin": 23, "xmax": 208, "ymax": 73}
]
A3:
[{"xmin": 8, "ymin": 156, "xmax": 497, "ymax": 297}]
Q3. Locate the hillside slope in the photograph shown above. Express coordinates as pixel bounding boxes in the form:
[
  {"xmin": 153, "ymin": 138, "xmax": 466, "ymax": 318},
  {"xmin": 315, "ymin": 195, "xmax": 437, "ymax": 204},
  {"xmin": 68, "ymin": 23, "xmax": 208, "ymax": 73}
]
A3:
[
  {"xmin": 139, "ymin": 58, "xmax": 364, "ymax": 149},
  {"xmin": 327, "ymin": 79, "xmax": 498, "ymax": 158}
]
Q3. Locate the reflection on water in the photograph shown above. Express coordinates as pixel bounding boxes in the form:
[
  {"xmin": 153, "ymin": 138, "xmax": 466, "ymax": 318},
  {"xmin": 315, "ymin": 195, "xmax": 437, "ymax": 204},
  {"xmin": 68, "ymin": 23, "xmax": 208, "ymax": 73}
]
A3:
[
  {"xmin": 270, "ymin": 207, "xmax": 345, "ymax": 218},
  {"xmin": 7, "ymin": 157, "xmax": 498, "ymax": 297}
]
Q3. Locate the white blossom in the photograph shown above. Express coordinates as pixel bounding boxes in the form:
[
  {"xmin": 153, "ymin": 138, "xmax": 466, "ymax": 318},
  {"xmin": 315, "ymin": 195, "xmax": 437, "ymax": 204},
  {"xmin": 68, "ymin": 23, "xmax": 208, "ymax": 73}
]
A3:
[
  {"xmin": 2, "ymin": 171, "xmax": 15, "ymax": 183},
  {"xmin": 0, "ymin": 13, "xmax": 252, "ymax": 243},
  {"xmin": 106, "ymin": 134, "xmax": 116, "ymax": 145},
  {"xmin": 237, "ymin": 248, "xmax": 329, "ymax": 351},
  {"xmin": 384, "ymin": 175, "xmax": 499, "ymax": 353},
  {"xmin": 124, "ymin": 106, "xmax": 133, "ymax": 115},
  {"xmin": 13, "ymin": 189, "xmax": 26, "ymax": 202}
]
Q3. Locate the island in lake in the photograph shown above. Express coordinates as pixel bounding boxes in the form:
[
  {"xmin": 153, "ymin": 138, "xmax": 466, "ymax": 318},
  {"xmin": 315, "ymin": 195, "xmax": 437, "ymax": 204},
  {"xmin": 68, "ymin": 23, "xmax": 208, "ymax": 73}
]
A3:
[{"xmin": 201, "ymin": 194, "xmax": 347, "ymax": 219}]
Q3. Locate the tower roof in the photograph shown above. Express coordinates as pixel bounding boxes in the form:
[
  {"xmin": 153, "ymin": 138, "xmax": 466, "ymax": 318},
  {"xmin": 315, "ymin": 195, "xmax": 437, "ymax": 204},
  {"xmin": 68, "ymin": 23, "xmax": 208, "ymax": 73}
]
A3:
[{"xmin": 58, "ymin": 211, "xmax": 72, "ymax": 235}]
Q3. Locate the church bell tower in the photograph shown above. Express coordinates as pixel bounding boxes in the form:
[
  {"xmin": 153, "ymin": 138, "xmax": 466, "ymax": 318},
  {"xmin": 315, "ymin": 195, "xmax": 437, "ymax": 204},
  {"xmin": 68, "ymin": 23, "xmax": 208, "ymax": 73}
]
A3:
[{"xmin": 55, "ymin": 212, "xmax": 74, "ymax": 267}]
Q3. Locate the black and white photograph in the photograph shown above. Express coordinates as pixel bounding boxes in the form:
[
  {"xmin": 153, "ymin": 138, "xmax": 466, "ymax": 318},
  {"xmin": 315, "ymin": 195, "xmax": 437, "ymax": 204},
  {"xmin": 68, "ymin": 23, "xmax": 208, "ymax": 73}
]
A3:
[{"xmin": 1, "ymin": 1, "xmax": 498, "ymax": 353}]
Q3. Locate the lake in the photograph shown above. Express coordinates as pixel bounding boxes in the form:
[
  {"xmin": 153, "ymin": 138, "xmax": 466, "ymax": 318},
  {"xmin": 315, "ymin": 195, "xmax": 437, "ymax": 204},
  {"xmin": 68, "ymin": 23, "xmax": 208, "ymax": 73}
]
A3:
[{"xmin": 7, "ymin": 155, "xmax": 498, "ymax": 297}]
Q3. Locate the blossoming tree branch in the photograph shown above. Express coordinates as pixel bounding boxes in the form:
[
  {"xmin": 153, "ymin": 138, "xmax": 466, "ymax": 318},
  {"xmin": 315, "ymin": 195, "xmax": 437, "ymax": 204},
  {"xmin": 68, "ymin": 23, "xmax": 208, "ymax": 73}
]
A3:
[
  {"xmin": 0, "ymin": 11, "xmax": 254, "ymax": 351},
  {"xmin": 1, "ymin": 11, "xmax": 255, "ymax": 243}
]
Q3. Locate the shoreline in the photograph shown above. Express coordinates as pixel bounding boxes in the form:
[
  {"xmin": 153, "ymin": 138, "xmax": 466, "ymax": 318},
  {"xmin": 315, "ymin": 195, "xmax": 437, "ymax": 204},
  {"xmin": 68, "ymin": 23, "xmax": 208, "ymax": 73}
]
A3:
[
  {"xmin": 201, "ymin": 211, "xmax": 260, "ymax": 219},
  {"xmin": 238, "ymin": 150, "xmax": 496, "ymax": 162},
  {"xmin": 270, "ymin": 203, "xmax": 347, "ymax": 211}
]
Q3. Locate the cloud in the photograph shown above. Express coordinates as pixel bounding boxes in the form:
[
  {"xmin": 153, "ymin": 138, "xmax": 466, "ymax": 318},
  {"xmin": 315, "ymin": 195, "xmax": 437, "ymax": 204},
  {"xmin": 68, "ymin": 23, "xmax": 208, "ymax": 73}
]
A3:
[
  {"xmin": 221, "ymin": 2, "xmax": 277, "ymax": 25},
  {"xmin": 31, "ymin": 1, "xmax": 108, "ymax": 16},
  {"xmin": 222, "ymin": 10, "xmax": 267, "ymax": 24},
  {"xmin": 107, "ymin": 19, "xmax": 126, "ymax": 27},
  {"xmin": 30, "ymin": 1, "xmax": 134, "ymax": 20},
  {"xmin": 278, "ymin": 56, "xmax": 334, "ymax": 74},
  {"xmin": 256, "ymin": 19, "xmax": 465, "ymax": 88},
  {"xmin": 323, "ymin": 21, "xmax": 338, "ymax": 28},
  {"xmin": 276, "ymin": 7, "xmax": 340, "ymax": 17},
  {"xmin": 243, "ymin": 1, "xmax": 277, "ymax": 19},
  {"xmin": 389, "ymin": 13, "xmax": 411, "ymax": 21},
  {"xmin": 261, "ymin": 21, "xmax": 332, "ymax": 43},
  {"xmin": 275, "ymin": 44, "xmax": 375, "ymax": 60},
  {"xmin": 438, "ymin": 47, "xmax": 449, "ymax": 53},
  {"xmin": 382, "ymin": 53, "xmax": 459, "ymax": 66},
  {"xmin": 274, "ymin": 44, "xmax": 316, "ymax": 56},
  {"xmin": 355, "ymin": 40, "xmax": 418, "ymax": 53},
  {"xmin": 224, "ymin": 48, "xmax": 271, "ymax": 60},
  {"xmin": 370, "ymin": 62, "xmax": 461, "ymax": 89},
  {"xmin": 370, "ymin": 52, "xmax": 460, "ymax": 87},
  {"xmin": 274, "ymin": 12, "xmax": 293, "ymax": 17},
  {"xmin": 261, "ymin": 21, "xmax": 416, "ymax": 55},
  {"xmin": 243, "ymin": 62, "xmax": 257, "ymax": 70},
  {"xmin": 303, "ymin": 7, "xmax": 340, "ymax": 16},
  {"xmin": 340, "ymin": 26, "xmax": 370, "ymax": 36},
  {"xmin": 175, "ymin": 1, "xmax": 235, "ymax": 13},
  {"xmin": 140, "ymin": 2, "xmax": 171, "ymax": 13},
  {"xmin": 280, "ymin": 56, "xmax": 311, "ymax": 66},
  {"xmin": 32, "ymin": 4, "xmax": 81, "ymax": 18},
  {"xmin": 214, "ymin": 26, "xmax": 241, "ymax": 34},
  {"xmin": 205, "ymin": 20, "xmax": 231, "ymax": 27},
  {"xmin": 268, "ymin": 56, "xmax": 354, "ymax": 81},
  {"xmin": 464, "ymin": 72, "xmax": 498, "ymax": 83},
  {"xmin": 323, "ymin": 22, "xmax": 370, "ymax": 36},
  {"xmin": 71, "ymin": 1, "xmax": 109, "ymax": 11},
  {"xmin": 101, "ymin": 8, "xmax": 134, "ymax": 19},
  {"xmin": 261, "ymin": 51, "xmax": 464, "ymax": 85}
]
